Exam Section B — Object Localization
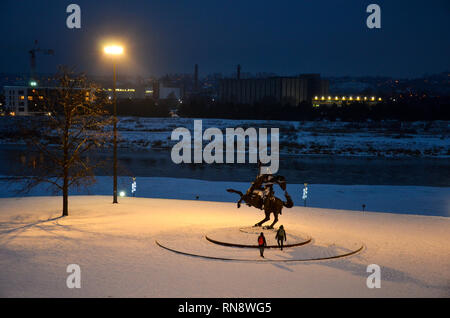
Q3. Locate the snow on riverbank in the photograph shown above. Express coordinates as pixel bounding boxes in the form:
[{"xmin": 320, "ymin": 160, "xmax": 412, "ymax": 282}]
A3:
[
  {"xmin": 1, "ymin": 117, "xmax": 449, "ymax": 157},
  {"xmin": 108, "ymin": 118, "xmax": 450, "ymax": 157},
  {"xmin": 0, "ymin": 196, "xmax": 448, "ymax": 297},
  {"xmin": 1, "ymin": 176, "xmax": 449, "ymax": 217}
]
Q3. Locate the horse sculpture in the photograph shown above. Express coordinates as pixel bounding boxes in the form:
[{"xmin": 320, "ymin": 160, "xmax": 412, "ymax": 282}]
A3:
[{"xmin": 227, "ymin": 173, "xmax": 293, "ymax": 229}]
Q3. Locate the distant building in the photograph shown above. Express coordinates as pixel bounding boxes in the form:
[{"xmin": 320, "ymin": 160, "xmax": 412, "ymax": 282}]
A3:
[
  {"xmin": 3, "ymin": 84, "xmax": 92, "ymax": 116},
  {"xmin": 312, "ymin": 95, "xmax": 382, "ymax": 106},
  {"xmin": 218, "ymin": 74, "xmax": 329, "ymax": 106},
  {"xmin": 4, "ymin": 85, "xmax": 49, "ymax": 115},
  {"xmin": 153, "ymin": 82, "xmax": 182, "ymax": 100},
  {"xmin": 103, "ymin": 87, "xmax": 141, "ymax": 99}
]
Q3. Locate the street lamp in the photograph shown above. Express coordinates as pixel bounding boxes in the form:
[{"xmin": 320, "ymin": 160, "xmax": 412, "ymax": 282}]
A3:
[
  {"xmin": 104, "ymin": 44, "xmax": 124, "ymax": 204},
  {"xmin": 302, "ymin": 183, "xmax": 308, "ymax": 207}
]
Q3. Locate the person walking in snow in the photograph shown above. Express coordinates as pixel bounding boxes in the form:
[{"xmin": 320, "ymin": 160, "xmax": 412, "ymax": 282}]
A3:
[
  {"xmin": 275, "ymin": 225, "xmax": 287, "ymax": 251},
  {"xmin": 258, "ymin": 232, "xmax": 267, "ymax": 258}
]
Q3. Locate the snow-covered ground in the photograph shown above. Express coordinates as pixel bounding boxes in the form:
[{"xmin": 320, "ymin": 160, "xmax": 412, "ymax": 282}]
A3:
[
  {"xmin": 1, "ymin": 176, "xmax": 449, "ymax": 217},
  {"xmin": 0, "ymin": 196, "xmax": 448, "ymax": 297},
  {"xmin": 1, "ymin": 117, "xmax": 449, "ymax": 157},
  {"xmin": 116, "ymin": 118, "xmax": 450, "ymax": 157}
]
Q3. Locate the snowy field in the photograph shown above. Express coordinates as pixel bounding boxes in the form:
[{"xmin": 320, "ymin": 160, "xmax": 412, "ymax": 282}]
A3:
[
  {"xmin": 1, "ymin": 117, "xmax": 449, "ymax": 157},
  {"xmin": 1, "ymin": 176, "xmax": 449, "ymax": 217},
  {"xmin": 0, "ymin": 196, "xmax": 448, "ymax": 297},
  {"xmin": 94, "ymin": 118, "xmax": 450, "ymax": 157}
]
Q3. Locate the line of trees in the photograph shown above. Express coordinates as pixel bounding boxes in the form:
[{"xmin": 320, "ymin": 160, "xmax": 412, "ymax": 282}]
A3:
[
  {"xmin": 103, "ymin": 95, "xmax": 176, "ymax": 118},
  {"xmin": 178, "ymin": 96, "xmax": 450, "ymax": 122},
  {"xmin": 91, "ymin": 94, "xmax": 450, "ymax": 122}
]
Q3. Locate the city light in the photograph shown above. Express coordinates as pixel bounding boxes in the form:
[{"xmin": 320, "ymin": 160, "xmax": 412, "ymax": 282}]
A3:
[
  {"xmin": 104, "ymin": 45, "xmax": 124, "ymax": 55},
  {"xmin": 119, "ymin": 191, "xmax": 126, "ymax": 197},
  {"xmin": 105, "ymin": 88, "xmax": 135, "ymax": 92}
]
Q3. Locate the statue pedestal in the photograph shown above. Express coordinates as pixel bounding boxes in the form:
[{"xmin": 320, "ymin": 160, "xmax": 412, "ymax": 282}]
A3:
[
  {"xmin": 156, "ymin": 226, "xmax": 364, "ymax": 262},
  {"xmin": 205, "ymin": 227, "xmax": 311, "ymax": 249}
]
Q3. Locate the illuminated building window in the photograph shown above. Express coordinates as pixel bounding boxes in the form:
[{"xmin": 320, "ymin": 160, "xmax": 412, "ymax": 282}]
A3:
[
  {"xmin": 20, "ymin": 96, "xmax": 25, "ymax": 100},
  {"xmin": 28, "ymin": 96, "xmax": 33, "ymax": 101}
]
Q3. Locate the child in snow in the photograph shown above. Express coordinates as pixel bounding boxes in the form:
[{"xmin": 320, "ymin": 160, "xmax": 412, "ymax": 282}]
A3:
[
  {"xmin": 258, "ymin": 232, "xmax": 267, "ymax": 258},
  {"xmin": 275, "ymin": 225, "xmax": 287, "ymax": 251}
]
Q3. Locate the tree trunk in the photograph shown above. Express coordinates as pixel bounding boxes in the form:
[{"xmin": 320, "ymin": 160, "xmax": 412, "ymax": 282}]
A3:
[
  {"xmin": 62, "ymin": 180, "xmax": 69, "ymax": 217},
  {"xmin": 62, "ymin": 109, "xmax": 69, "ymax": 217}
]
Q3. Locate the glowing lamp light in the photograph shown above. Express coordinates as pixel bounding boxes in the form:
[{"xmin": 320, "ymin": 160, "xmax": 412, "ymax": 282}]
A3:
[
  {"xmin": 30, "ymin": 81, "xmax": 37, "ymax": 87},
  {"xmin": 119, "ymin": 191, "xmax": 126, "ymax": 197},
  {"xmin": 104, "ymin": 45, "xmax": 124, "ymax": 55}
]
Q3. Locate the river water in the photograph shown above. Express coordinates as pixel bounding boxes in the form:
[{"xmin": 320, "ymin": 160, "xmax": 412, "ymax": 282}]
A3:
[{"xmin": 1, "ymin": 144, "xmax": 449, "ymax": 186}]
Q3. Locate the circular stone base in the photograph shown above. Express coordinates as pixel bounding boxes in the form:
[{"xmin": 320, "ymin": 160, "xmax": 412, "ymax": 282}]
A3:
[
  {"xmin": 155, "ymin": 227, "xmax": 364, "ymax": 262},
  {"xmin": 206, "ymin": 227, "xmax": 311, "ymax": 248},
  {"xmin": 156, "ymin": 240, "xmax": 364, "ymax": 262}
]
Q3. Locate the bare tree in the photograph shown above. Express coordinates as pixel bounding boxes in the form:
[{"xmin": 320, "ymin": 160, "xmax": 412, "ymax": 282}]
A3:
[{"xmin": 16, "ymin": 67, "xmax": 112, "ymax": 216}]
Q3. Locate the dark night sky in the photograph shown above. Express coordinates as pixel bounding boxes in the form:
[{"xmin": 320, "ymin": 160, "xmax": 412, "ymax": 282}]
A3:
[{"xmin": 0, "ymin": 0, "xmax": 449, "ymax": 78}]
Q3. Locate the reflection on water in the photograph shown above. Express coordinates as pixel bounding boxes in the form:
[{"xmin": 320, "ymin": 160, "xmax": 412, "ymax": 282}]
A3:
[{"xmin": 1, "ymin": 145, "xmax": 449, "ymax": 186}]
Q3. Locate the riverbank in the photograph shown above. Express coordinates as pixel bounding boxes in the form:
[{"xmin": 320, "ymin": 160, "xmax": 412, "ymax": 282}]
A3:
[
  {"xmin": 1, "ymin": 176, "xmax": 449, "ymax": 216},
  {"xmin": 1, "ymin": 117, "xmax": 449, "ymax": 157}
]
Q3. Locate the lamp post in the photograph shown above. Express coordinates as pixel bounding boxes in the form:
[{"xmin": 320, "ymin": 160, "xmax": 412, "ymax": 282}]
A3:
[
  {"xmin": 104, "ymin": 45, "xmax": 124, "ymax": 204},
  {"xmin": 302, "ymin": 183, "xmax": 308, "ymax": 207}
]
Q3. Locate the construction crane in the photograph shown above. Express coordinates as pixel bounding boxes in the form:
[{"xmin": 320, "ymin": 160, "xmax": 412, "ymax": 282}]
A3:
[{"xmin": 29, "ymin": 40, "xmax": 54, "ymax": 83}]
